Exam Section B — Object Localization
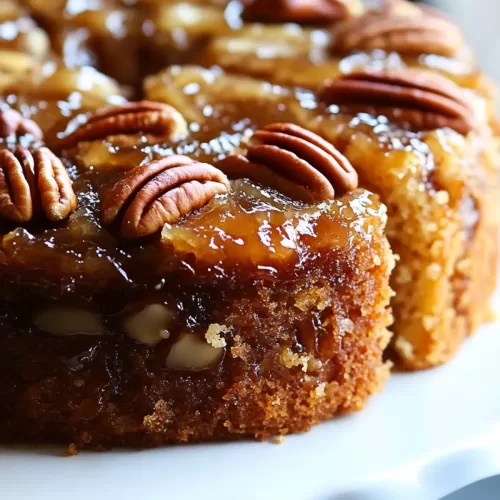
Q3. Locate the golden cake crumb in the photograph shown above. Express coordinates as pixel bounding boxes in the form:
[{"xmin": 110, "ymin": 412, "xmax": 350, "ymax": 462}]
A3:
[
  {"xmin": 280, "ymin": 348, "xmax": 310, "ymax": 372},
  {"xmin": 205, "ymin": 323, "xmax": 230, "ymax": 348},
  {"xmin": 65, "ymin": 443, "xmax": 80, "ymax": 457}
]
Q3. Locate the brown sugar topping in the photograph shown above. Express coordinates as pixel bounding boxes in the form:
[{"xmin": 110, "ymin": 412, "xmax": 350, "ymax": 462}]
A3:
[
  {"xmin": 332, "ymin": 2, "xmax": 464, "ymax": 57},
  {"xmin": 242, "ymin": 0, "xmax": 362, "ymax": 24},
  {"xmin": 55, "ymin": 101, "xmax": 188, "ymax": 149},
  {"xmin": 101, "ymin": 155, "xmax": 230, "ymax": 240},
  {"xmin": 0, "ymin": 109, "xmax": 43, "ymax": 141},
  {"xmin": 0, "ymin": 146, "xmax": 77, "ymax": 223},
  {"xmin": 216, "ymin": 123, "xmax": 358, "ymax": 202},
  {"xmin": 319, "ymin": 69, "xmax": 476, "ymax": 135}
]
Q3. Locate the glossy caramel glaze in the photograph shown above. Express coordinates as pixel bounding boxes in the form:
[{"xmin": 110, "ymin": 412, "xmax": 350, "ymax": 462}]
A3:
[{"xmin": 1, "ymin": 67, "xmax": 386, "ymax": 291}]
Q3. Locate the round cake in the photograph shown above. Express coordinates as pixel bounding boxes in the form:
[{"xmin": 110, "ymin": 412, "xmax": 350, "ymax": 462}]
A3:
[{"xmin": 0, "ymin": 0, "xmax": 497, "ymax": 449}]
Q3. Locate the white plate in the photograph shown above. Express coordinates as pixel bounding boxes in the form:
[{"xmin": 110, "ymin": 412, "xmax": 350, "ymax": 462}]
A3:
[{"xmin": 1, "ymin": 285, "xmax": 499, "ymax": 500}]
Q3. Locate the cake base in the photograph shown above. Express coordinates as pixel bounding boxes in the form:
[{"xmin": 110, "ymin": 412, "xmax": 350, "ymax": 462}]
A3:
[{"xmin": 0, "ymin": 244, "xmax": 393, "ymax": 447}]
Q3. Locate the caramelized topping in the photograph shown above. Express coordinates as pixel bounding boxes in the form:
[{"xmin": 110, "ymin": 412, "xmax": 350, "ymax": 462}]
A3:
[
  {"xmin": 56, "ymin": 101, "xmax": 188, "ymax": 150},
  {"xmin": 319, "ymin": 69, "xmax": 476, "ymax": 135},
  {"xmin": 101, "ymin": 155, "xmax": 230, "ymax": 240},
  {"xmin": 217, "ymin": 123, "xmax": 357, "ymax": 203},
  {"xmin": 242, "ymin": 0, "xmax": 362, "ymax": 24},
  {"xmin": 0, "ymin": 109, "xmax": 43, "ymax": 141},
  {"xmin": 0, "ymin": 146, "xmax": 77, "ymax": 223},
  {"xmin": 333, "ymin": 2, "xmax": 464, "ymax": 57}
]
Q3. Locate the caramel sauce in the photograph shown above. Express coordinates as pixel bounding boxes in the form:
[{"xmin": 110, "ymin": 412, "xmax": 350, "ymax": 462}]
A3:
[
  {"xmin": 0, "ymin": 29, "xmax": 488, "ymax": 294},
  {"xmin": 1, "ymin": 68, "xmax": 385, "ymax": 290}
]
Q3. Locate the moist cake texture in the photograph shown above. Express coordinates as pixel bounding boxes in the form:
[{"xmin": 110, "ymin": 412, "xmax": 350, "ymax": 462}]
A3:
[{"xmin": 0, "ymin": 0, "xmax": 498, "ymax": 447}]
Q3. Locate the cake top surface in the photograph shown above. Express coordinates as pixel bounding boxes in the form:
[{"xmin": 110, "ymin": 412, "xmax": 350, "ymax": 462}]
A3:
[
  {"xmin": 0, "ymin": 0, "xmax": 495, "ymax": 291},
  {"xmin": 0, "ymin": 64, "xmax": 387, "ymax": 289}
]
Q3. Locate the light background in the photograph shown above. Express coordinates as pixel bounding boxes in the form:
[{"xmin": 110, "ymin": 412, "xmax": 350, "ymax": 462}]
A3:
[
  {"xmin": 430, "ymin": 2, "xmax": 500, "ymax": 497},
  {"xmin": 429, "ymin": 0, "xmax": 500, "ymax": 82},
  {"xmin": 410, "ymin": 3, "xmax": 500, "ymax": 498}
]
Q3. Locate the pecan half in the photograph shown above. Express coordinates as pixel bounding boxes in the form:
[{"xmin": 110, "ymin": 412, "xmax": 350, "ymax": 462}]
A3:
[
  {"xmin": 0, "ymin": 109, "xmax": 43, "ymax": 141},
  {"xmin": 56, "ymin": 101, "xmax": 188, "ymax": 150},
  {"xmin": 216, "ymin": 123, "xmax": 358, "ymax": 202},
  {"xmin": 333, "ymin": 3, "xmax": 464, "ymax": 57},
  {"xmin": 101, "ymin": 155, "xmax": 230, "ymax": 240},
  {"xmin": 319, "ymin": 69, "xmax": 476, "ymax": 135},
  {"xmin": 242, "ymin": 0, "xmax": 363, "ymax": 24},
  {"xmin": 0, "ymin": 147, "xmax": 77, "ymax": 222}
]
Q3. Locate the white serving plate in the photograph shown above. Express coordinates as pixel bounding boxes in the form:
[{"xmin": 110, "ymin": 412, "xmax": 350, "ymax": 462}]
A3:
[{"xmin": 1, "ymin": 284, "xmax": 499, "ymax": 500}]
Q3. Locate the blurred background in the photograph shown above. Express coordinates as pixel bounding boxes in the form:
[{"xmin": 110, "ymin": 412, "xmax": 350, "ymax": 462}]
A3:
[
  {"xmin": 421, "ymin": 0, "xmax": 500, "ymax": 82},
  {"xmin": 429, "ymin": 3, "xmax": 500, "ymax": 496},
  {"xmin": 412, "ymin": 2, "xmax": 500, "ymax": 498}
]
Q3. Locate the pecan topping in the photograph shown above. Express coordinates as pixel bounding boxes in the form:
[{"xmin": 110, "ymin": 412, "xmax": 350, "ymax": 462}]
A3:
[
  {"xmin": 0, "ymin": 109, "xmax": 43, "ymax": 141},
  {"xmin": 216, "ymin": 123, "xmax": 358, "ymax": 203},
  {"xmin": 56, "ymin": 101, "xmax": 188, "ymax": 150},
  {"xmin": 101, "ymin": 155, "xmax": 230, "ymax": 240},
  {"xmin": 319, "ymin": 69, "xmax": 476, "ymax": 135},
  {"xmin": 0, "ymin": 147, "xmax": 77, "ymax": 223},
  {"xmin": 242, "ymin": 0, "xmax": 363, "ymax": 24},
  {"xmin": 333, "ymin": 3, "xmax": 464, "ymax": 57}
]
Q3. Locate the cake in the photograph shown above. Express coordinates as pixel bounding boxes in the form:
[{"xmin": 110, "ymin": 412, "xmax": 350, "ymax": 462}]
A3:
[{"xmin": 0, "ymin": 0, "xmax": 497, "ymax": 448}]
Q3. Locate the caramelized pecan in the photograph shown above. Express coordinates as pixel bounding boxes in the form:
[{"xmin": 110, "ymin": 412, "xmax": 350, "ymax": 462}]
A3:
[
  {"xmin": 0, "ymin": 109, "xmax": 43, "ymax": 141},
  {"xmin": 242, "ymin": 0, "xmax": 362, "ymax": 23},
  {"xmin": 56, "ymin": 101, "xmax": 188, "ymax": 149},
  {"xmin": 0, "ymin": 148, "xmax": 35, "ymax": 222},
  {"xmin": 319, "ymin": 69, "xmax": 476, "ymax": 135},
  {"xmin": 333, "ymin": 3, "xmax": 464, "ymax": 57},
  {"xmin": 0, "ymin": 147, "xmax": 77, "ymax": 223},
  {"xmin": 217, "ymin": 123, "xmax": 358, "ymax": 202},
  {"xmin": 101, "ymin": 155, "xmax": 230, "ymax": 240}
]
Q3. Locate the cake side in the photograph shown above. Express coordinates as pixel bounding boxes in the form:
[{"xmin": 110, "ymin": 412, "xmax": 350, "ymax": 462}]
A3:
[
  {"xmin": 0, "ymin": 214, "xmax": 393, "ymax": 445},
  {"xmin": 141, "ymin": 0, "xmax": 498, "ymax": 366},
  {"xmin": 319, "ymin": 124, "xmax": 498, "ymax": 368}
]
